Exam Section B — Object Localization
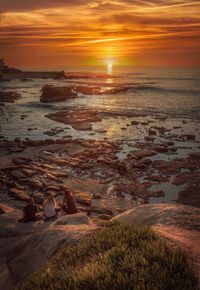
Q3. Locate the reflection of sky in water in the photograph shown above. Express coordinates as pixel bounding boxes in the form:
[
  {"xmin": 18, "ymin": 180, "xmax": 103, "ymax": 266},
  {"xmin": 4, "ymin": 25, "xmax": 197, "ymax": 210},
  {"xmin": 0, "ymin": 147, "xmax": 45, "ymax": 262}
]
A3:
[
  {"xmin": 149, "ymin": 182, "xmax": 186, "ymax": 204},
  {"xmin": 0, "ymin": 72, "xmax": 200, "ymax": 144}
]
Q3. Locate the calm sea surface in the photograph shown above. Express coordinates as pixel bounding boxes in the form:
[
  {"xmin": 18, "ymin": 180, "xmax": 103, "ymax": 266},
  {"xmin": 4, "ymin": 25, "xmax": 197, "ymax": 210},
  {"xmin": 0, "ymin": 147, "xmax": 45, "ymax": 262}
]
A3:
[{"xmin": 0, "ymin": 67, "xmax": 200, "ymax": 140}]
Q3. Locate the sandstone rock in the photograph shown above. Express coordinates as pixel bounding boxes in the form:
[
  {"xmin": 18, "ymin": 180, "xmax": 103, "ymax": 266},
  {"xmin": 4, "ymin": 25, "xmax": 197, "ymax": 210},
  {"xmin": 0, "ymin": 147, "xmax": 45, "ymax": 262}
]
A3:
[
  {"xmin": 152, "ymin": 126, "xmax": 167, "ymax": 134},
  {"xmin": 32, "ymin": 193, "xmax": 45, "ymax": 204},
  {"xmin": 129, "ymin": 149, "xmax": 157, "ymax": 160},
  {"xmin": 189, "ymin": 152, "xmax": 200, "ymax": 160},
  {"xmin": 46, "ymin": 109, "xmax": 101, "ymax": 131},
  {"xmin": 0, "ymin": 213, "xmax": 96, "ymax": 287},
  {"xmin": 151, "ymin": 190, "xmax": 165, "ymax": 197},
  {"xmin": 52, "ymin": 171, "xmax": 68, "ymax": 178},
  {"xmin": 9, "ymin": 147, "xmax": 24, "ymax": 153},
  {"xmin": 155, "ymin": 145, "xmax": 168, "ymax": 153},
  {"xmin": 181, "ymin": 134, "xmax": 196, "ymax": 141},
  {"xmin": 149, "ymin": 129, "xmax": 157, "ymax": 135},
  {"xmin": 21, "ymin": 169, "xmax": 37, "ymax": 177},
  {"xmin": 112, "ymin": 203, "xmax": 200, "ymax": 229},
  {"xmin": 12, "ymin": 157, "xmax": 32, "ymax": 165},
  {"xmin": 147, "ymin": 174, "xmax": 168, "ymax": 183},
  {"xmin": 91, "ymin": 206, "xmax": 113, "ymax": 215},
  {"xmin": 144, "ymin": 136, "xmax": 155, "ymax": 142},
  {"xmin": 167, "ymin": 141, "xmax": 175, "ymax": 146},
  {"xmin": 40, "ymin": 85, "xmax": 77, "ymax": 102},
  {"xmin": 52, "ymin": 213, "xmax": 92, "ymax": 226},
  {"xmin": 153, "ymin": 159, "xmax": 196, "ymax": 175},
  {"xmin": 95, "ymin": 214, "xmax": 112, "ymax": 220},
  {"xmin": 74, "ymin": 190, "xmax": 92, "ymax": 206},
  {"xmin": 28, "ymin": 179, "xmax": 44, "ymax": 190},
  {"xmin": 46, "ymin": 185, "xmax": 61, "ymax": 192},
  {"xmin": 46, "ymin": 172, "xmax": 60, "ymax": 182},
  {"xmin": 93, "ymin": 193, "xmax": 102, "ymax": 199},
  {"xmin": 172, "ymin": 172, "xmax": 200, "ymax": 186},
  {"xmin": 131, "ymin": 120, "xmax": 139, "ymax": 125},
  {"xmin": 177, "ymin": 185, "xmax": 200, "ymax": 208},
  {"xmin": 72, "ymin": 122, "xmax": 93, "ymax": 131},
  {"xmin": 0, "ymin": 203, "xmax": 14, "ymax": 214},
  {"xmin": 0, "ymin": 91, "xmax": 21, "ymax": 103},
  {"xmin": 9, "ymin": 188, "xmax": 29, "ymax": 201}
]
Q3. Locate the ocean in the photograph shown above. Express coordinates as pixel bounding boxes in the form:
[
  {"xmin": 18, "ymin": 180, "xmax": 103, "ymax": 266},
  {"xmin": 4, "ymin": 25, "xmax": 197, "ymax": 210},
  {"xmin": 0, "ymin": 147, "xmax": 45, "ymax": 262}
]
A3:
[{"xmin": 0, "ymin": 67, "xmax": 200, "ymax": 141}]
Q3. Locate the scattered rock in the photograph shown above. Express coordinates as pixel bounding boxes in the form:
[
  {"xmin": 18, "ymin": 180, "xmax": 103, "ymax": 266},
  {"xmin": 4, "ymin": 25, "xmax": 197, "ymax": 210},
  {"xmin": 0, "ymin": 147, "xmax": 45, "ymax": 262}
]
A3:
[
  {"xmin": 181, "ymin": 134, "xmax": 196, "ymax": 141},
  {"xmin": 74, "ymin": 190, "xmax": 92, "ymax": 206},
  {"xmin": 0, "ymin": 203, "xmax": 14, "ymax": 214},
  {"xmin": 0, "ymin": 91, "xmax": 21, "ymax": 103},
  {"xmin": 21, "ymin": 169, "xmax": 37, "ymax": 177},
  {"xmin": 28, "ymin": 179, "xmax": 44, "ymax": 190},
  {"xmin": 32, "ymin": 192, "xmax": 45, "ymax": 204},
  {"xmin": 149, "ymin": 129, "xmax": 157, "ymax": 135},
  {"xmin": 46, "ymin": 109, "xmax": 101, "ymax": 131},
  {"xmin": 95, "ymin": 214, "xmax": 112, "ymax": 220},
  {"xmin": 9, "ymin": 188, "xmax": 29, "ymax": 201},
  {"xmin": 91, "ymin": 206, "xmax": 113, "ymax": 215},
  {"xmin": 40, "ymin": 85, "xmax": 77, "ymax": 102},
  {"xmin": 93, "ymin": 193, "xmax": 102, "ymax": 199}
]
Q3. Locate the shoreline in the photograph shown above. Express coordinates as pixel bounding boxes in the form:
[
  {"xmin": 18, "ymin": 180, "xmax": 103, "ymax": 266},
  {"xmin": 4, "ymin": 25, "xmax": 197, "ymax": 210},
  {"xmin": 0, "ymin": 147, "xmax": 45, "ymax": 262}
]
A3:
[{"xmin": 0, "ymin": 71, "xmax": 200, "ymax": 289}]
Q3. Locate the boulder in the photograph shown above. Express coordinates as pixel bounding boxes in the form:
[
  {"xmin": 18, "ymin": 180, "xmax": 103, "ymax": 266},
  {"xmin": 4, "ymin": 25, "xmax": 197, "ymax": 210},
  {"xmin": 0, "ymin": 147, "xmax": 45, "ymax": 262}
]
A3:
[{"xmin": 40, "ymin": 85, "xmax": 77, "ymax": 102}]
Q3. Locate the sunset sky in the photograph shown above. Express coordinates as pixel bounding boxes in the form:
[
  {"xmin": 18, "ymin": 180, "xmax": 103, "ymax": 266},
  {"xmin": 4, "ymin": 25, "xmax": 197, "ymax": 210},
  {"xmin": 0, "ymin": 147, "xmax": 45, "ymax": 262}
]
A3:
[{"xmin": 0, "ymin": 0, "xmax": 200, "ymax": 69}]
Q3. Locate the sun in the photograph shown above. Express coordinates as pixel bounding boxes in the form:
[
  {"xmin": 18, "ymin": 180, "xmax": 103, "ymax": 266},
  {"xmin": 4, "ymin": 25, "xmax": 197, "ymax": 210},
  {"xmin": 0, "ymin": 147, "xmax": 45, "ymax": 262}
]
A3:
[{"xmin": 107, "ymin": 63, "xmax": 113, "ymax": 74}]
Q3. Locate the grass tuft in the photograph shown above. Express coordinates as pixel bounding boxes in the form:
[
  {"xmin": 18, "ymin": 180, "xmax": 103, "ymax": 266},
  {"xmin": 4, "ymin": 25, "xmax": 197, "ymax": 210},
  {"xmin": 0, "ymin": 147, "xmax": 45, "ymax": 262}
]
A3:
[{"xmin": 17, "ymin": 222, "xmax": 198, "ymax": 290}]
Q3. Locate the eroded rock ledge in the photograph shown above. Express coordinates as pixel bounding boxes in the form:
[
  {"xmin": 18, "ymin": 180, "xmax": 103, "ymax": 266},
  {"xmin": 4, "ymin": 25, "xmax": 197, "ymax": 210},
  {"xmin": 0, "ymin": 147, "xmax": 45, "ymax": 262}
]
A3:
[{"xmin": 113, "ymin": 203, "xmax": 200, "ymax": 287}]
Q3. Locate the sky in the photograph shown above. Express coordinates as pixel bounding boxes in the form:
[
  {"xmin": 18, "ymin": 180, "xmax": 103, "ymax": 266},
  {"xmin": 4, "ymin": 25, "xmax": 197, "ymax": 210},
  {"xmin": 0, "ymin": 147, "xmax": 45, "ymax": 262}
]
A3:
[{"xmin": 0, "ymin": 0, "xmax": 200, "ymax": 69}]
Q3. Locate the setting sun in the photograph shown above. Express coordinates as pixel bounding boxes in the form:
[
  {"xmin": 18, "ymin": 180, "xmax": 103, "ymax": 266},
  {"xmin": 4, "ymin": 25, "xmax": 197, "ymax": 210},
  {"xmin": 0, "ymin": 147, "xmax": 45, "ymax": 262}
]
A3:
[{"xmin": 107, "ymin": 63, "xmax": 113, "ymax": 74}]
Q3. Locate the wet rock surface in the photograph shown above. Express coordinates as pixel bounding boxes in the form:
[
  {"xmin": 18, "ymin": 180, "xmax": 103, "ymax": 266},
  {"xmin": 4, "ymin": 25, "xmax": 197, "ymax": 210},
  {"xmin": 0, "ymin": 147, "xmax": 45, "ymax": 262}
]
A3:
[
  {"xmin": 0, "ymin": 91, "xmax": 21, "ymax": 103},
  {"xmin": 0, "ymin": 136, "xmax": 200, "ymax": 215},
  {"xmin": 40, "ymin": 85, "xmax": 77, "ymax": 102},
  {"xmin": 46, "ymin": 109, "xmax": 102, "ymax": 131}
]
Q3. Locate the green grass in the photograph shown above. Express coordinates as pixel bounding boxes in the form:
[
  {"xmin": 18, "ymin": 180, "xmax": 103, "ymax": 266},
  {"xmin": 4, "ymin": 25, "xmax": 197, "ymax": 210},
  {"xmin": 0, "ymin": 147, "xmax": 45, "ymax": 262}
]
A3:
[{"xmin": 18, "ymin": 222, "xmax": 198, "ymax": 290}]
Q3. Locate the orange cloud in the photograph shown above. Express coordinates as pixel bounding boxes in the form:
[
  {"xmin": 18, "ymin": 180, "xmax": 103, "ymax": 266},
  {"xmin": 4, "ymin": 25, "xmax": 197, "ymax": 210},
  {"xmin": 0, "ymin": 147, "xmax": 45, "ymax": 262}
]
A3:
[{"xmin": 0, "ymin": 0, "xmax": 199, "ymax": 68}]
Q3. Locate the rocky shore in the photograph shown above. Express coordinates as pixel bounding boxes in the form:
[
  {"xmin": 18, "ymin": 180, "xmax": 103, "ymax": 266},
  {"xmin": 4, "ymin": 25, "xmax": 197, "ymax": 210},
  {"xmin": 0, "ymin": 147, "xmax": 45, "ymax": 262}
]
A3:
[
  {"xmin": 0, "ymin": 72, "xmax": 200, "ymax": 289},
  {"xmin": 0, "ymin": 131, "xmax": 199, "ymax": 217}
]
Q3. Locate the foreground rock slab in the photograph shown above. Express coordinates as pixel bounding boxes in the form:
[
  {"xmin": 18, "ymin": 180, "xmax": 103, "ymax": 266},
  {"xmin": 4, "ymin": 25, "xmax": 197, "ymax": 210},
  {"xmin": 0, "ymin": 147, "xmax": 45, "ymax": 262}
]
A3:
[
  {"xmin": 0, "ymin": 212, "xmax": 96, "ymax": 289},
  {"xmin": 113, "ymin": 203, "xmax": 200, "ymax": 287}
]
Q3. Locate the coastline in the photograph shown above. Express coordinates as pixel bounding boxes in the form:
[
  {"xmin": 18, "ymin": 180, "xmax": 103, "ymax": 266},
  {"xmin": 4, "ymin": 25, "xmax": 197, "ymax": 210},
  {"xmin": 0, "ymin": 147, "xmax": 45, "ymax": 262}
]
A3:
[{"xmin": 0, "ymin": 71, "xmax": 200, "ymax": 288}]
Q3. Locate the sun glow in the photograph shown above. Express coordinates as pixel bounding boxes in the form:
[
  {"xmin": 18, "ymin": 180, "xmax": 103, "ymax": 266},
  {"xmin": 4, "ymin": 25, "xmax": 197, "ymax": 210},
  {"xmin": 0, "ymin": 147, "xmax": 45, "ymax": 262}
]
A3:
[{"xmin": 107, "ymin": 63, "xmax": 113, "ymax": 74}]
